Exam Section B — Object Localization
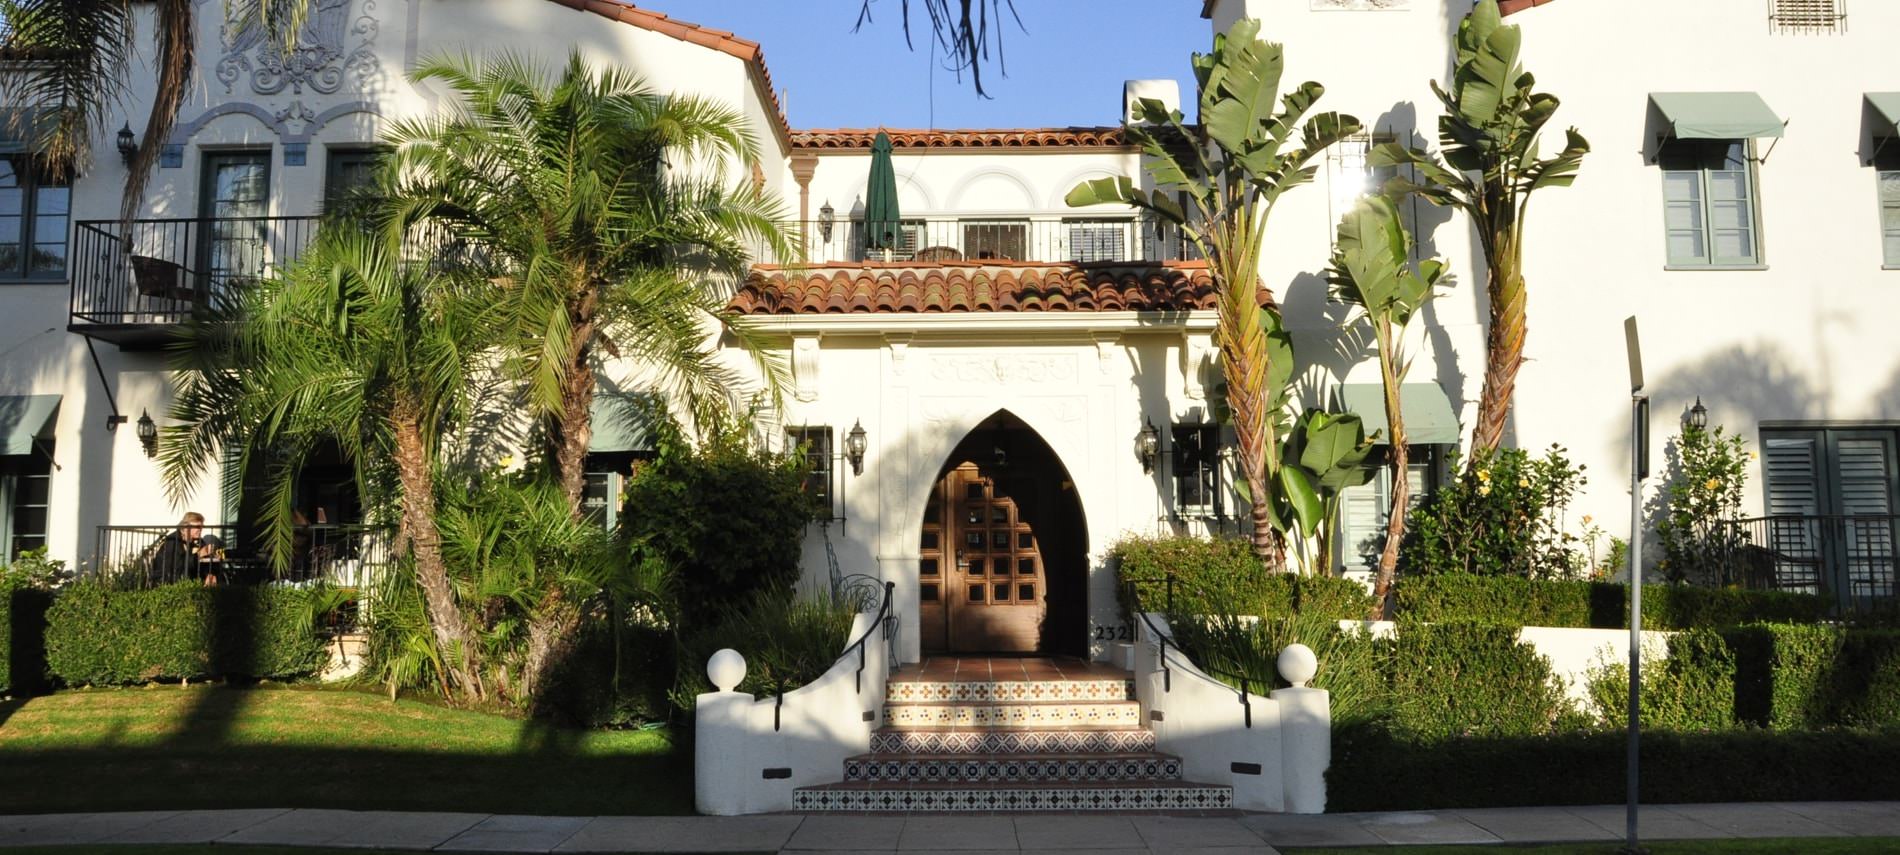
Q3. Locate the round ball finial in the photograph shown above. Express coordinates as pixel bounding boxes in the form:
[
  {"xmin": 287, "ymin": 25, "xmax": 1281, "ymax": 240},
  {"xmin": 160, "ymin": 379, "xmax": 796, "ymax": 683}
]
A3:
[
  {"xmin": 1278, "ymin": 643, "xmax": 1318, "ymax": 688},
  {"xmin": 707, "ymin": 648, "xmax": 747, "ymax": 692}
]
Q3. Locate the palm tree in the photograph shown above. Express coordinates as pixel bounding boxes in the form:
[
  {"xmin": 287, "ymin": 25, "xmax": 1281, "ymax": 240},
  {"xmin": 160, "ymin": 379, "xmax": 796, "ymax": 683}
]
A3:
[
  {"xmin": 159, "ymin": 223, "xmax": 494, "ymax": 700},
  {"xmin": 0, "ymin": 0, "xmax": 311, "ymax": 218},
  {"xmin": 1371, "ymin": 0, "xmax": 1587, "ymax": 456},
  {"xmin": 1328, "ymin": 195, "xmax": 1447, "ymax": 615},
  {"xmin": 382, "ymin": 51, "xmax": 794, "ymax": 516},
  {"xmin": 1067, "ymin": 19, "xmax": 1357, "ymax": 569}
]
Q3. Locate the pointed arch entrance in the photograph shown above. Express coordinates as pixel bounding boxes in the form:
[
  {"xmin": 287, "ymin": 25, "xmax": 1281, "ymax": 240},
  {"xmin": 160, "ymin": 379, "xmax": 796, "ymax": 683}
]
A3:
[{"xmin": 917, "ymin": 411, "xmax": 1088, "ymax": 655}]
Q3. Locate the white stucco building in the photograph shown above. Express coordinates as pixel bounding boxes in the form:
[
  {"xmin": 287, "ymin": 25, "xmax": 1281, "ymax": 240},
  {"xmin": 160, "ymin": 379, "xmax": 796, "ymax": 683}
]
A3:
[{"xmin": 1, "ymin": 0, "xmax": 1895, "ymax": 662}]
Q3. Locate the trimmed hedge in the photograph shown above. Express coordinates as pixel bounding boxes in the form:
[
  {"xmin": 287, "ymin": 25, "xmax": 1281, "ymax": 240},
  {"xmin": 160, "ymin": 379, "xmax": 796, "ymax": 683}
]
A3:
[
  {"xmin": 0, "ymin": 581, "xmax": 51, "ymax": 695},
  {"xmin": 1331, "ymin": 721, "xmax": 1900, "ymax": 811},
  {"xmin": 1394, "ymin": 575, "xmax": 1830, "ymax": 629},
  {"xmin": 1728, "ymin": 623, "xmax": 1900, "ymax": 730},
  {"xmin": 45, "ymin": 582, "xmax": 329, "ymax": 686},
  {"xmin": 1111, "ymin": 535, "xmax": 1374, "ymax": 620},
  {"xmin": 1382, "ymin": 621, "xmax": 1578, "ymax": 739},
  {"xmin": 1587, "ymin": 628, "xmax": 1737, "ymax": 732}
]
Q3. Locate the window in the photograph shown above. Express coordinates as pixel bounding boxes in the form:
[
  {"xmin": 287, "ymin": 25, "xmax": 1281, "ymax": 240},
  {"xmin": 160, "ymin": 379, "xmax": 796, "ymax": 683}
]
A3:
[
  {"xmin": 1338, "ymin": 446, "xmax": 1442, "ymax": 572},
  {"xmin": 1877, "ymin": 145, "xmax": 1900, "ymax": 267},
  {"xmin": 0, "ymin": 154, "xmax": 68, "ymax": 280},
  {"xmin": 1328, "ymin": 133, "xmax": 1400, "ymax": 229},
  {"xmin": 324, "ymin": 147, "xmax": 384, "ymax": 215},
  {"xmin": 788, "ymin": 426, "xmax": 835, "ymax": 520},
  {"xmin": 1064, "ymin": 219, "xmax": 1131, "ymax": 262},
  {"xmin": 581, "ymin": 470, "xmax": 619, "ymax": 530},
  {"xmin": 1171, "ymin": 424, "xmax": 1223, "ymax": 514},
  {"xmin": 961, "ymin": 219, "xmax": 1027, "ymax": 260},
  {"xmin": 1759, "ymin": 427, "xmax": 1896, "ymax": 603},
  {"xmin": 2, "ymin": 443, "xmax": 52, "ymax": 560},
  {"xmin": 1660, "ymin": 139, "xmax": 1761, "ymax": 267},
  {"xmin": 851, "ymin": 218, "xmax": 923, "ymax": 260},
  {"xmin": 1769, "ymin": 0, "xmax": 1845, "ymax": 33},
  {"xmin": 198, "ymin": 151, "xmax": 272, "ymax": 292}
]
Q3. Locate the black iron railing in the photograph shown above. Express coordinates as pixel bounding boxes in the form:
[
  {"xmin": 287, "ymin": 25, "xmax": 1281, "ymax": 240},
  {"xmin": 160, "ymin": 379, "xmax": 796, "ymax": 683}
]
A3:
[
  {"xmin": 767, "ymin": 217, "xmax": 1193, "ymax": 266},
  {"xmin": 91, "ymin": 523, "xmax": 396, "ymax": 590},
  {"xmin": 1722, "ymin": 514, "xmax": 1897, "ymax": 611},
  {"xmin": 1121, "ymin": 575, "xmax": 1258, "ymax": 729},
  {"xmin": 69, "ymin": 216, "xmax": 323, "ymax": 328}
]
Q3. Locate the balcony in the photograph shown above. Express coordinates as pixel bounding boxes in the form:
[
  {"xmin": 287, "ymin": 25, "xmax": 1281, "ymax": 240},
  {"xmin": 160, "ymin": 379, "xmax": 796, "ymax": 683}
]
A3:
[
  {"xmin": 778, "ymin": 216, "xmax": 1191, "ymax": 266},
  {"xmin": 68, "ymin": 216, "xmax": 320, "ymax": 349},
  {"xmin": 1723, "ymin": 514, "xmax": 1897, "ymax": 612},
  {"xmin": 92, "ymin": 523, "xmax": 395, "ymax": 592}
]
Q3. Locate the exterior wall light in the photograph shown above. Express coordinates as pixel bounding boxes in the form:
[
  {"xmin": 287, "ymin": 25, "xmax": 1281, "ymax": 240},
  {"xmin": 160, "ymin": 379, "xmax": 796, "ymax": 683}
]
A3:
[
  {"xmin": 1136, "ymin": 419, "xmax": 1160, "ymax": 474},
  {"xmin": 844, "ymin": 419, "xmax": 867, "ymax": 476},
  {"xmin": 818, "ymin": 201, "xmax": 836, "ymax": 243},
  {"xmin": 136, "ymin": 409, "xmax": 158, "ymax": 458},
  {"xmin": 1686, "ymin": 397, "xmax": 1708, "ymax": 430},
  {"xmin": 117, "ymin": 123, "xmax": 138, "ymax": 169}
]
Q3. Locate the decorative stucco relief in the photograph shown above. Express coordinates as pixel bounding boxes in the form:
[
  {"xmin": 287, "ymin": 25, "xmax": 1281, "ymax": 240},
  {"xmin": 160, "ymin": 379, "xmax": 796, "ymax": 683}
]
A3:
[
  {"xmin": 918, "ymin": 396, "xmax": 1087, "ymax": 427},
  {"xmin": 792, "ymin": 335, "xmax": 821, "ymax": 402},
  {"xmin": 217, "ymin": 0, "xmax": 382, "ymax": 96},
  {"xmin": 928, "ymin": 355, "xmax": 1077, "ymax": 386}
]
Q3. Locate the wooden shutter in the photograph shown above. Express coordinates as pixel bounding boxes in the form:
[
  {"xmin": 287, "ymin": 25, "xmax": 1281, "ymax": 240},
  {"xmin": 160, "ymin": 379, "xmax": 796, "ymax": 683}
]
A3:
[
  {"xmin": 1835, "ymin": 435, "xmax": 1897, "ymax": 516},
  {"xmin": 1762, "ymin": 432, "xmax": 1825, "ymax": 516}
]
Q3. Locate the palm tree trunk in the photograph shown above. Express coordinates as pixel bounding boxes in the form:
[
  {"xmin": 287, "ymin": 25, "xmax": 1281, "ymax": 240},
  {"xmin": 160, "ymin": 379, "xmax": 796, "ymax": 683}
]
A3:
[
  {"xmin": 391, "ymin": 399, "xmax": 486, "ymax": 700},
  {"xmin": 1371, "ymin": 342, "xmax": 1407, "ymax": 619},
  {"xmin": 550, "ymin": 294, "xmax": 599, "ymax": 518},
  {"xmin": 1215, "ymin": 243, "xmax": 1288, "ymax": 571},
  {"xmin": 1472, "ymin": 231, "xmax": 1524, "ymax": 455}
]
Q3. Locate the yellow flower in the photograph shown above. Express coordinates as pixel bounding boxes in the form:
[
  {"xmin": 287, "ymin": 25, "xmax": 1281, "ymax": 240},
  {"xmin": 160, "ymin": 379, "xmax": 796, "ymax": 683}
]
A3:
[
  {"xmin": 1478, "ymin": 484, "xmax": 1492, "ymax": 497},
  {"xmin": 1582, "ymin": 515, "xmax": 1594, "ymax": 525},
  {"xmin": 1704, "ymin": 477, "xmax": 1721, "ymax": 491},
  {"xmin": 1476, "ymin": 469, "xmax": 1492, "ymax": 482},
  {"xmin": 1518, "ymin": 478, "xmax": 1530, "ymax": 488},
  {"xmin": 499, "ymin": 454, "xmax": 515, "ymax": 469},
  {"xmin": 1749, "ymin": 451, "xmax": 1759, "ymax": 461}
]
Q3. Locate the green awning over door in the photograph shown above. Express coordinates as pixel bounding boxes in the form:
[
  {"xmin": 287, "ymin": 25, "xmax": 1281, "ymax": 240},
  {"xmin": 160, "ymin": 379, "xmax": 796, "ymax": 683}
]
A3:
[
  {"xmin": 0, "ymin": 395, "xmax": 59, "ymax": 456},
  {"xmin": 1868, "ymin": 93, "xmax": 1900, "ymax": 137},
  {"xmin": 589, "ymin": 392, "xmax": 655, "ymax": 454},
  {"xmin": 1650, "ymin": 92, "xmax": 1786, "ymax": 140},
  {"xmin": 1338, "ymin": 383, "xmax": 1460, "ymax": 446}
]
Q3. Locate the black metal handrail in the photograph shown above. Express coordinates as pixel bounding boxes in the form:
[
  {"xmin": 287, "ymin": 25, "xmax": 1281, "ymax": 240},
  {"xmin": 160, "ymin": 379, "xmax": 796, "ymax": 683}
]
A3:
[
  {"xmin": 1720, "ymin": 513, "xmax": 1897, "ymax": 612},
  {"xmin": 91, "ymin": 523, "xmax": 396, "ymax": 590},
  {"xmin": 69, "ymin": 216, "xmax": 323, "ymax": 328},
  {"xmin": 770, "ymin": 580, "xmax": 896, "ymax": 733},
  {"xmin": 1121, "ymin": 574, "xmax": 1256, "ymax": 728},
  {"xmin": 758, "ymin": 216, "xmax": 1193, "ymax": 266}
]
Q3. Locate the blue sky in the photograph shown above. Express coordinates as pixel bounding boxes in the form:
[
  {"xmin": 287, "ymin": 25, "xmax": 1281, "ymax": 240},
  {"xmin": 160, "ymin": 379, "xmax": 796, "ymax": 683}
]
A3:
[{"xmin": 633, "ymin": 1, "xmax": 1208, "ymax": 129}]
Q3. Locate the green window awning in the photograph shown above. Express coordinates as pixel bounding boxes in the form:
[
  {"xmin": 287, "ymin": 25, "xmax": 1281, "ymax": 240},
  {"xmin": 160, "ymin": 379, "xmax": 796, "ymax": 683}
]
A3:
[
  {"xmin": 589, "ymin": 391, "xmax": 655, "ymax": 454},
  {"xmin": 1868, "ymin": 93, "xmax": 1900, "ymax": 137},
  {"xmin": 0, "ymin": 395, "xmax": 59, "ymax": 456},
  {"xmin": 1338, "ymin": 383, "xmax": 1459, "ymax": 446},
  {"xmin": 1650, "ymin": 92, "xmax": 1786, "ymax": 140}
]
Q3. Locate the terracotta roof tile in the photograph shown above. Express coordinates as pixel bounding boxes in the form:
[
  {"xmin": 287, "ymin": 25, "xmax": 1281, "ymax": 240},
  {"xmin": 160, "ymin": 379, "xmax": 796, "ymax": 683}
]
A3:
[
  {"xmin": 728, "ymin": 261, "xmax": 1257, "ymax": 316},
  {"xmin": 1498, "ymin": 0, "xmax": 1558, "ymax": 15},
  {"xmin": 541, "ymin": 0, "xmax": 789, "ymax": 141},
  {"xmin": 790, "ymin": 127, "xmax": 1133, "ymax": 150}
]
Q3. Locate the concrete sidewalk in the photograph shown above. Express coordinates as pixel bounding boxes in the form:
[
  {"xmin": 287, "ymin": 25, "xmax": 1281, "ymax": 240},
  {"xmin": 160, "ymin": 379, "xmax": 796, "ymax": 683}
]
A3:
[{"xmin": 0, "ymin": 802, "xmax": 1895, "ymax": 852}]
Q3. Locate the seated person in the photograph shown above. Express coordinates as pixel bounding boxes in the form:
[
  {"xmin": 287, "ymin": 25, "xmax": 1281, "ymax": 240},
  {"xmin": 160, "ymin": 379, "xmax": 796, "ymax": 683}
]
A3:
[
  {"xmin": 195, "ymin": 534, "xmax": 227, "ymax": 586},
  {"xmin": 147, "ymin": 512, "xmax": 205, "ymax": 585}
]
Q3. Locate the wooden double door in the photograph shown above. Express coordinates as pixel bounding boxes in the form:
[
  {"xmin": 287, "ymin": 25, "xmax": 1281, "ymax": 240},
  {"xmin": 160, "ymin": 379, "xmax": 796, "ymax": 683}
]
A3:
[{"xmin": 919, "ymin": 462, "xmax": 1046, "ymax": 653}]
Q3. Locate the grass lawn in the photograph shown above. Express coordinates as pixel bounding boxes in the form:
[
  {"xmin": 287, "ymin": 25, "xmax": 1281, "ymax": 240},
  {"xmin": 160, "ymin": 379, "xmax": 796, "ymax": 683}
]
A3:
[
  {"xmin": 1282, "ymin": 839, "xmax": 1900, "ymax": 854},
  {"xmin": 0, "ymin": 683, "xmax": 692, "ymax": 816}
]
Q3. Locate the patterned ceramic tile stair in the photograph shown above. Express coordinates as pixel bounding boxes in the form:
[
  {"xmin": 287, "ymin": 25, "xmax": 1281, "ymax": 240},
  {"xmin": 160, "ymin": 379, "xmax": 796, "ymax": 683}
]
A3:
[{"xmin": 793, "ymin": 656, "xmax": 1234, "ymax": 812}]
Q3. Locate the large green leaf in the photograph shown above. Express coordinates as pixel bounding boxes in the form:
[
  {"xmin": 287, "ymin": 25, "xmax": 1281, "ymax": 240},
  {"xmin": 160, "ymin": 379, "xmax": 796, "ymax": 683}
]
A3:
[
  {"xmin": 1297, "ymin": 410, "xmax": 1375, "ymax": 492},
  {"xmin": 1275, "ymin": 464, "xmax": 1323, "ymax": 537}
]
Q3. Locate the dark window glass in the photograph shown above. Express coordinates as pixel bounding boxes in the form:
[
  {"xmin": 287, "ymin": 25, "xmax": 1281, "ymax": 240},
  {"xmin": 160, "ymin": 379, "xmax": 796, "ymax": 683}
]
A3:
[
  {"xmin": 1172, "ymin": 424, "xmax": 1221, "ymax": 511},
  {"xmin": 992, "ymin": 582, "xmax": 1010, "ymax": 602},
  {"xmin": 921, "ymin": 583, "xmax": 939, "ymax": 602},
  {"xmin": 1017, "ymin": 557, "xmax": 1035, "ymax": 575},
  {"xmin": 0, "ymin": 155, "xmax": 68, "ymax": 280},
  {"xmin": 580, "ymin": 471, "xmax": 614, "ymax": 529},
  {"xmin": 968, "ymin": 558, "xmax": 984, "ymax": 576},
  {"xmin": 968, "ymin": 585, "xmax": 984, "ymax": 602},
  {"xmin": 7, "ymin": 442, "xmax": 53, "ymax": 558},
  {"xmin": 787, "ymin": 426, "xmax": 834, "ymax": 519},
  {"xmin": 1018, "ymin": 583, "xmax": 1035, "ymax": 601},
  {"xmin": 1017, "ymin": 532, "xmax": 1032, "ymax": 549},
  {"xmin": 921, "ymin": 558, "xmax": 938, "ymax": 575}
]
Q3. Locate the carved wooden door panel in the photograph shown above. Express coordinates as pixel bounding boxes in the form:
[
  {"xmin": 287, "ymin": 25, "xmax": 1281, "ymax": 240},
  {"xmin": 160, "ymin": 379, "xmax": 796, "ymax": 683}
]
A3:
[{"xmin": 922, "ymin": 462, "xmax": 1045, "ymax": 653}]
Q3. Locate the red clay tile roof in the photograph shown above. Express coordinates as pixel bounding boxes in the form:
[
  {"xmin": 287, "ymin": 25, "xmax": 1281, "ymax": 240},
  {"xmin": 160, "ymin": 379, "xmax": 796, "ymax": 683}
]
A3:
[
  {"xmin": 542, "ymin": 1, "xmax": 789, "ymax": 142},
  {"xmin": 791, "ymin": 127, "xmax": 1132, "ymax": 151},
  {"xmin": 729, "ymin": 262, "xmax": 1261, "ymax": 315},
  {"xmin": 1499, "ymin": 0, "xmax": 1558, "ymax": 14}
]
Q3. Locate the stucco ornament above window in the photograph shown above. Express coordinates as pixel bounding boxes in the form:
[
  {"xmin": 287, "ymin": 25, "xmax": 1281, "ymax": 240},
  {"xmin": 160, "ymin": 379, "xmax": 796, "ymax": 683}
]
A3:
[
  {"xmin": 1312, "ymin": 0, "xmax": 1409, "ymax": 10},
  {"xmin": 216, "ymin": 0, "xmax": 382, "ymax": 96}
]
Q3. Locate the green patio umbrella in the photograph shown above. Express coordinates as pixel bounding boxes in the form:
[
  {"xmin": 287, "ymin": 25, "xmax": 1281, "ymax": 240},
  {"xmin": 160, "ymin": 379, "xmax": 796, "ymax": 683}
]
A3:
[{"xmin": 863, "ymin": 131, "xmax": 901, "ymax": 259}]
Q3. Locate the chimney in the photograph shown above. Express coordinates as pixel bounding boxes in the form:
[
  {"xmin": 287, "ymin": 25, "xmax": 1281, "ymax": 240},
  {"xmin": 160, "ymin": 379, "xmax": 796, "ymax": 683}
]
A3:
[{"xmin": 1123, "ymin": 79, "xmax": 1181, "ymax": 126}]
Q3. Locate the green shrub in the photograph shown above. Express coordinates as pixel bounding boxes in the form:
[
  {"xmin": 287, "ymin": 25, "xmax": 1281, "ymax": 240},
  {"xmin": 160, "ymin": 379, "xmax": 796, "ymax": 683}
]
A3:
[
  {"xmin": 1587, "ymin": 628, "xmax": 1736, "ymax": 731},
  {"xmin": 672, "ymin": 585, "xmax": 861, "ymax": 713},
  {"xmin": 45, "ymin": 582, "xmax": 330, "ymax": 686},
  {"xmin": 1331, "ymin": 720, "xmax": 1900, "ymax": 811},
  {"xmin": 1652, "ymin": 424, "xmax": 1752, "ymax": 586},
  {"xmin": 1400, "ymin": 445, "xmax": 1590, "ymax": 579},
  {"xmin": 1383, "ymin": 621, "xmax": 1577, "ymax": 739},
  {"xmin": 1394, "ymin": 575, "xmax": 1829, "ymax": 629},
  {"xmin": 1163, "ymin": 611, "xmax": 1386, "ymax": 724},
  {"xmin": 3, "ymin": 548, "xmax": 64, "ymax": 694},
  {"xmin": 1728, "ymin": 623, "xmax": 1900, "ymax": 730},
  {"xmin": 1110, "ymin": 535, "xmax": 1373, "ymax": 619}
]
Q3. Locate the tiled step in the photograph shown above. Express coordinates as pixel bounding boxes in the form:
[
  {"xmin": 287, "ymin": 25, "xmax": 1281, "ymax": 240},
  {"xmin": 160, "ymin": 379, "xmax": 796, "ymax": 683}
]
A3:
[
  {"xmin": 793, "ymin": 780, "xmax": 1234, "ymax": 812},
  {"xmin": 844, "ymin": 752, "xmax": 1184, "ymax": 783},
  {"xmin": 887, "ymin": 678, "xmax": 1133, "ymax": 703},
  {"xmin": 870, "ymin": 727, "xmax": 1157, "ymax": 755},
  {"xmin": 883, "ymin": 700, "xmax": 1140, "ymax": 728}
]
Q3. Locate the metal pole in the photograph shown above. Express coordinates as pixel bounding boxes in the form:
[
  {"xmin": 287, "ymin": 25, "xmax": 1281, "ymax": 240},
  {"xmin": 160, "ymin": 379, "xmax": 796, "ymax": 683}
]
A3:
[{"xmin": 1626, "ymin": 391, "xmax": 1648, "ymax": 853}]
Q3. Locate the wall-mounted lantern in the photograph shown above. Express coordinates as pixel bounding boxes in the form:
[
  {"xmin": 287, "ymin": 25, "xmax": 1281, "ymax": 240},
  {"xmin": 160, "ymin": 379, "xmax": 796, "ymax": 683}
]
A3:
[
  {"xmin": 817, "ymin": 201, "xmax": 836, "ymax": 243},
  {"xmin": 844, "ymin": 419, "xmax": 867, "ymax": 476},
  {"xmin": 116, "ymin": 123, "xmax": 138, "ymax": 169},
  {"xmin": 1686, "ymin": 397, "xmax": 1708, "ymax": 431},
  {"xmin": 136, "ymin": 409, "xmax": 157, "ymax": 458},
  {"xmin": 1136, "ymin": 419, "xmax": 1160, "ymax": 474}
]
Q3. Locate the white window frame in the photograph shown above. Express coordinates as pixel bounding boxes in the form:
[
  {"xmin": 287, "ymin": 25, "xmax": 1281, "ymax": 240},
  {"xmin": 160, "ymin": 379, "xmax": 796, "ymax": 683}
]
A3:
[{"xmin": 1660, "ymin": 138, "xmax": 1767, "ymax": 269}]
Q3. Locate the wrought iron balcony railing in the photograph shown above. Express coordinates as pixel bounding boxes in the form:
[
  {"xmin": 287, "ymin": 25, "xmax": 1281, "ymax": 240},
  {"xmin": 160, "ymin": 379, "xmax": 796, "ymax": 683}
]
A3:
[
  {"xmin": 1720, "ymin": 514, "xmax": 1897, "ymax": 611},
  {"xmin": 68, "ymin": 216, "xmax": 322, "ymax": 346},
  {"xmin": 770, "ymin": 216, "xmax": 1193, "ymax": 266},
  {"xmin": 92, "ymin": 523, "xmax": 396, "ymax": 591}
]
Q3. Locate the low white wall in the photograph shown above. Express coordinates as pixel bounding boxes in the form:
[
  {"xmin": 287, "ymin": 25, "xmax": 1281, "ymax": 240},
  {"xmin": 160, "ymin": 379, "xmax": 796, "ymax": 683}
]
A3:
[
  {"xmin": 1343, "ymin": 620, "xmax": 1677, "ymax": 708},
  {"xmin": 1134, "ymin": 614, "xmax": 1331, "ymax": 814},
  {"xmin": 695, "ymin": 610, "xmax": 892, "ymax": 815}
]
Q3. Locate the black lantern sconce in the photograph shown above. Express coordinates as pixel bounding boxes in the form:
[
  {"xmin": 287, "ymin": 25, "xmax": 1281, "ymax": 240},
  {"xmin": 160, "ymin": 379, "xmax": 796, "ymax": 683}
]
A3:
[
  {"xmin": 844, "ymin": 419, "xmax": 867, "ymax": 476},
  {"xmin": 1686, "ymin": 397, "xmax": 1709, "ymax": 431},
  {"xmin": 116, "ymin": 123, "xmax": 137, "ymax": 169},
  {"xmin": 136, "ymin": 409, "xmax": 158, "ymax": 458},
  {"xmin": 817, "ymin": 201, "xmax": 836, "ymax": 243},
  {"xmin": 1136, "ymin": 419, "xmax": 1161, "ymax": 474}
]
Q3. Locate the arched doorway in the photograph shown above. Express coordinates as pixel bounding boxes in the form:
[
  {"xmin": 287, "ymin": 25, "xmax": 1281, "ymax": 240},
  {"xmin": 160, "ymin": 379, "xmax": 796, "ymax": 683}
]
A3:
[{"xmin": 917, "ymin": 411, "xmax": 1088, "ymax": 655}]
